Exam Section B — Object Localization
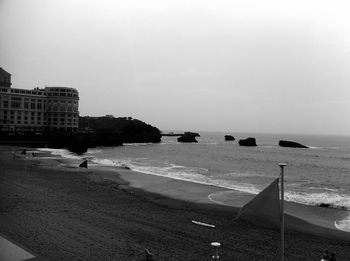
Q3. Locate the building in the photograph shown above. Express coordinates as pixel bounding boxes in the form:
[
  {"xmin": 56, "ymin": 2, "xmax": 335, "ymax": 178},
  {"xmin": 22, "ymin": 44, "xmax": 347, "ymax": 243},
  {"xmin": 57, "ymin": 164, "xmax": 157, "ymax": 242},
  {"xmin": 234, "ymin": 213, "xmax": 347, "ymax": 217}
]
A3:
[{"xmin": 0, "ymin": 68, "xmax": 79, "ymax": 133}]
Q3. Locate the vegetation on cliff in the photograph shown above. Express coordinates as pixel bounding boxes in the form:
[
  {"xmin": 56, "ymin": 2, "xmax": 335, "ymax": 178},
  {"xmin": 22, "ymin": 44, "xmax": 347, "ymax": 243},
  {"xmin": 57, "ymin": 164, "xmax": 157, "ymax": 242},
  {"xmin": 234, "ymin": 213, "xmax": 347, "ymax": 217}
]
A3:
[
  {"xmin": 79, "ymin": 116, "xmax": 161, "ymax": 143},
  {"xmin": 55, "ymin": 116, "xmax": 162, "ymax": 153}
]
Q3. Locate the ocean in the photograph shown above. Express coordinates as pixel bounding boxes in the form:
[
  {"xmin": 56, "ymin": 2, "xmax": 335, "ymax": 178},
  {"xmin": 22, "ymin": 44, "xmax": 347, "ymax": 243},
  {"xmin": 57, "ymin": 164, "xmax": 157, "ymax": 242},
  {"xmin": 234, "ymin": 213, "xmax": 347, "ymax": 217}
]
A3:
[{"xmin": 42, "ymin": 132, "xmax": 350, "ymax": 231}]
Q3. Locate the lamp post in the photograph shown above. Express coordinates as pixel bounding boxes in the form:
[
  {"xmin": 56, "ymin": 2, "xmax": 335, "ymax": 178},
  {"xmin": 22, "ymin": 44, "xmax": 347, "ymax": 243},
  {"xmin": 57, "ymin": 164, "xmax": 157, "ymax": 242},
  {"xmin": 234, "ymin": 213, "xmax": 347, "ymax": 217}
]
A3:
[{"xmin": 211, "ymin": 242, "xmax": 221, "ymax": 260}]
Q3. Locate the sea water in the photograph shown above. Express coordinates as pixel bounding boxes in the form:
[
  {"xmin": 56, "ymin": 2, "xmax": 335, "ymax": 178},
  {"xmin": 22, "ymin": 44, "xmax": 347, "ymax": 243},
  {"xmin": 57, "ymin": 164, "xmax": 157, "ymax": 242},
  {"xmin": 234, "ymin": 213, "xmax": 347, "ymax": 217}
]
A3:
[{"xmin": 41, "ymin": 132, "xmax": 350, "ymax": 231}]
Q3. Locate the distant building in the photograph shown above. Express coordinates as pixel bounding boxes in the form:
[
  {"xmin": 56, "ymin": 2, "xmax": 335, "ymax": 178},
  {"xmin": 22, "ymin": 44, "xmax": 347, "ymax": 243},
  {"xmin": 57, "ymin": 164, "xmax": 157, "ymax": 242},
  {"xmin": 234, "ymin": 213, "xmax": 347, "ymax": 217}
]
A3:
[{"xmin": 0, "ymin": 67, "xmax": 79, "ymax": 133}]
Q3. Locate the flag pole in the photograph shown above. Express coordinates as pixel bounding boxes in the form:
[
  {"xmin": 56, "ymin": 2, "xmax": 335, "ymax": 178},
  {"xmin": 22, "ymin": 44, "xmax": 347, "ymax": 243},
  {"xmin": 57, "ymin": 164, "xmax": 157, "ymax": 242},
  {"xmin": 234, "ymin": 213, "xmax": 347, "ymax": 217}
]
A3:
[{"xmin": 279, "ymin": 163, "xmax": 287, "ymax": 261}]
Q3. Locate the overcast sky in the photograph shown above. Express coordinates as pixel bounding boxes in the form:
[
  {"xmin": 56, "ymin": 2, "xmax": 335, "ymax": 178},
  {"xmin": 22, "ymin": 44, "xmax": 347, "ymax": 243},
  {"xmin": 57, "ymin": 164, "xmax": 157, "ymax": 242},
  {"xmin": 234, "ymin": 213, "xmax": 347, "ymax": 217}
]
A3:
[{"xmin": 1, "ymin": 0, "xmax": 350, "ymax": 135}]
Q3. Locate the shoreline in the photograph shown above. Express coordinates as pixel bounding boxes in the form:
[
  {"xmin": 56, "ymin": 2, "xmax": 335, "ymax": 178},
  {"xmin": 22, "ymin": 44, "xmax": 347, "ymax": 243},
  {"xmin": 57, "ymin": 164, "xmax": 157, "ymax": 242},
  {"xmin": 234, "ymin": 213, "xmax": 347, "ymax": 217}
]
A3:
[
  {"xmin": 94, "ymin": 166, "xmax": 350, "ymax": 239},
  {"xmin": 36, "ymin": 146, "xmax": 350, "ymax": 239},
  {"xmin": 47, "ymin": 147, "xmax": 350, "ymax": 232},
  {"xmin": 30, "ymin": 147, "xmax": 350, "ymax": 235},
  {"xmin": 1, "ymin": 145, "xmax": 350, "ymax": 260}
]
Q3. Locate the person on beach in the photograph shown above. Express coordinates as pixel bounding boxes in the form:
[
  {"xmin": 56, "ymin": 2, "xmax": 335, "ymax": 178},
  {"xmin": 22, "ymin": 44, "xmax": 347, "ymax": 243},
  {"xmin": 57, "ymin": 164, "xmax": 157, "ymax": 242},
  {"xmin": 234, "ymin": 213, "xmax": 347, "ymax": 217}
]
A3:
[{"xmin": 321, "ymin": 249, "xmax": 329, "ymax": 261}]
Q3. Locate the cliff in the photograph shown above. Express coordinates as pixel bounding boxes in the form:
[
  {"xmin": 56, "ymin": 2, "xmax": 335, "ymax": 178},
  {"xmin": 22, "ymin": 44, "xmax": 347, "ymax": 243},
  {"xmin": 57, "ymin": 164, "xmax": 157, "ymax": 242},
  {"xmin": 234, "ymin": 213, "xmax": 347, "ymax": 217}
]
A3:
[
  {"xmin": 79, "ymin": 116, "xmax": 161, "ymax": 144},
  {"xmin": 0, "ymin": 116, "xmax": 161, "ymax": 154}
]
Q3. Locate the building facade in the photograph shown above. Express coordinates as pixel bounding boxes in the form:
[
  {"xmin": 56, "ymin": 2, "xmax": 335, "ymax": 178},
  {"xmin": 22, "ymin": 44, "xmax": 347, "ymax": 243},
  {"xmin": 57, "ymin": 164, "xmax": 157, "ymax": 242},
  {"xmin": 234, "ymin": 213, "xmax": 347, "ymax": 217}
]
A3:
[{"xmin": 0, "ymin": 68, "xmax": 79, "ymax": 133}]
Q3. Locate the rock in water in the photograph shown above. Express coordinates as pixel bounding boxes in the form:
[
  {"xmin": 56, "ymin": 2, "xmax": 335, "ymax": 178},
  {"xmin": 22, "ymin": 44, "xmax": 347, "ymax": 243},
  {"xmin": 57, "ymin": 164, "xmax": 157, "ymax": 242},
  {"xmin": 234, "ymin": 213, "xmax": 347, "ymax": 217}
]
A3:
[
  {"xmin": 225, "ymin": 135, "xmax": 235, "ymax": 141},
  {"xmin": 177, "ymin": 133, "xmax": 198, "ymax": 143},
  {"xmin": 279, "ymin": 140, "xmax": 308, "ymax": 148},
  {"xmin": 184, "ymin": 131, "xmax": 200, "ymax": 137},
  {"xmin": 239, "ymin": 137, "xmax": 257, "ymax": 146}
]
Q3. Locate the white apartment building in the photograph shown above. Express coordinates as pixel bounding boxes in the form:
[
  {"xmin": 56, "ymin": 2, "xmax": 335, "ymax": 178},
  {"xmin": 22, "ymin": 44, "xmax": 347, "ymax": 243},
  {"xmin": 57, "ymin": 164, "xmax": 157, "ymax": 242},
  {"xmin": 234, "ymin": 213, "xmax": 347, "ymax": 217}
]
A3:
[{"xmin": 0, "ymin": 68, "xmax": 79, "ymax": 133}]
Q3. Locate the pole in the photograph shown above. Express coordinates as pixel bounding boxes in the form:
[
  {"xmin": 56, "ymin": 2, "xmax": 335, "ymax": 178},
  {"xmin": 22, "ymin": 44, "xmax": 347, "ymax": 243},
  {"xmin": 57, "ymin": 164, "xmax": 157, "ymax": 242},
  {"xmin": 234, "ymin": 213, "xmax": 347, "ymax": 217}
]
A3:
[
  {"xmin": 279, "ymin": 163, "xmax": 287, "ymax": 261},
  {"xmin": 211, "ymin": 242, "xmax": 221, "ymax": 260}
]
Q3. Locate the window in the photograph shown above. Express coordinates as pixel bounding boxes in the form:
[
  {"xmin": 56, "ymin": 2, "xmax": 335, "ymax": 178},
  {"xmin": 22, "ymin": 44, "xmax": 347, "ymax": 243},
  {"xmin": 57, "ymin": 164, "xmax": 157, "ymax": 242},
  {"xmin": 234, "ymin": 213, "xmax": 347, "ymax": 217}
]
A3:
[
  {"xmin": 11, "ymin": 97, "xmax": 21, "ymax": 108},
  {"xmin": 31, "ymin": 99, "xmax": 36, "ymax": 110}
]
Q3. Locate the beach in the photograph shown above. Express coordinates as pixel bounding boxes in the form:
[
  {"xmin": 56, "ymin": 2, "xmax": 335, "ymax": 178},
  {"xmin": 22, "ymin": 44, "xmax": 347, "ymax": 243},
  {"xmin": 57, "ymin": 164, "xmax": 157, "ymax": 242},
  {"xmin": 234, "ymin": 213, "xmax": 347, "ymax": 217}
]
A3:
[{"xmin": 1, "ymin": 146, "xmax": 350, "ymax": 260}]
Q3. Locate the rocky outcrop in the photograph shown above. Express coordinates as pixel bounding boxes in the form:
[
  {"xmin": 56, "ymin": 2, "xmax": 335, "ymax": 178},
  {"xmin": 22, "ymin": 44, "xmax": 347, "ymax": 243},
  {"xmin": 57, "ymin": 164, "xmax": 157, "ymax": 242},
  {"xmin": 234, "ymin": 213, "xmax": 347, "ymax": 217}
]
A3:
[
  {"xmin": 184, "ymin": 132, "xmax": 200, "ymax": 137},
  {"xmin": 79, "ymin": 116, "xmax": 162, "ymax": 144},
  {"xmin": 67, "ymin": 134, "xmax": 90, "ymax": 154},
  {"xmin": 225, "ymin": 135, "xmax": 235, "ymax": 141},
  {"xmin": 279, "ymin": 140, "xmax": 308, "ymax": 149},
  {"xmin": 0, "ymin": 117, "xmax": 162, "ymax": 154},
  {"xmin": 177, "ymin": 133, "xmax": 198, "ymax": 143},
  {"xmin": 239, "ymin": 137, "xmax": 257, "ymax": 146}
]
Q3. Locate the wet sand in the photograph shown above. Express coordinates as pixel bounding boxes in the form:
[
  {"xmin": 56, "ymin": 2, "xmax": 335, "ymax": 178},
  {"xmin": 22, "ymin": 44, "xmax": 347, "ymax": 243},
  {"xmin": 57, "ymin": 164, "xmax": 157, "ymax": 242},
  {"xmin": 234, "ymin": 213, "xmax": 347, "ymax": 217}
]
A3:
[{"xmin": 1, "ymin": 146, "xmax": 350, "ymax": 260}]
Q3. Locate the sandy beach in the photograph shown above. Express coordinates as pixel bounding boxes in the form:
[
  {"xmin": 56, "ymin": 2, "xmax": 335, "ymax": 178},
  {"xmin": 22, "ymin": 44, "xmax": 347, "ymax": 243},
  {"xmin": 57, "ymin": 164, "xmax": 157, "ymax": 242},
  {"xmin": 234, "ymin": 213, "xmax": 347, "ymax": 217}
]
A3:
[{"xmin": 1, "ymin": 146, "xmax": 350, "ymax": 260}]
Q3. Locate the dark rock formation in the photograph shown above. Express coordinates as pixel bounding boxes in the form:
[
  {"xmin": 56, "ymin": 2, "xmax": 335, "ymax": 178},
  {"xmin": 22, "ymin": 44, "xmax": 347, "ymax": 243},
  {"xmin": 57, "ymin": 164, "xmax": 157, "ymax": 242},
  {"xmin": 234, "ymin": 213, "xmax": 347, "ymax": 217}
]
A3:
[
  {"xmin": 225, "ymin": 135, "xmax": 235, "ymax": 141},
  {"xmin": 238, "ymin": 137, "xmax": 257, "ymax": 147},
  {"xmin": 79, "ymin": 116, "xmax": 161, "ymax": 144},
  {"xmin": 0, "ymin": 117, "xmax": 161, "ymax": 154},
  {"xmin": 177, "ymin": 133, "xmax": 198, "ymax": 143},
  {"xmin": 184, "ymin": 132, "xmax": 200, "ymax": 137},
  {"xmin": 279, "ymin": 140, "xmax": 308, "ymax": 149},
  {"xmin": 67, "ymin": 134, "xmax": 90, "ymax": 154}
]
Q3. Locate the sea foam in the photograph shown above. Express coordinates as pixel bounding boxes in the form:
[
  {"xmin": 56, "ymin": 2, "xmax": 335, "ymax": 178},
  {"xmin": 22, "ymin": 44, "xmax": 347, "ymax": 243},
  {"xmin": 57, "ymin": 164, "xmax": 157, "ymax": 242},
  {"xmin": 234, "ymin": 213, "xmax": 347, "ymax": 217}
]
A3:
[
  {"xmin": 38, "ymin": 148, "xmax": 82, "ymax": 160},
  {"xmin": 40, "ymin": 147, "xmax": 350, "ymax": 211},
  {"xmin": 285, "ymin": 191, "xmax": 350, "ymax": 210},
  {"xmin": 335, "ymin": 213, "xmax": 350, "ymax": 232}
]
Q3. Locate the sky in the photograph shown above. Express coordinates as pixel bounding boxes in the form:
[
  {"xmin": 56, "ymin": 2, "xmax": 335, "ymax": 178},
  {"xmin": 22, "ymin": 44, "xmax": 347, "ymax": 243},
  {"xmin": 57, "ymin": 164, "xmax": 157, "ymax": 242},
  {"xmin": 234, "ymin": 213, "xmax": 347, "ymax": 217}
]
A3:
[{"xmin": 1, "ymin": 0, "xmax": 350, "ymax": 135}]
